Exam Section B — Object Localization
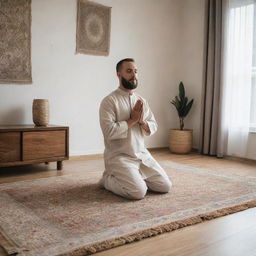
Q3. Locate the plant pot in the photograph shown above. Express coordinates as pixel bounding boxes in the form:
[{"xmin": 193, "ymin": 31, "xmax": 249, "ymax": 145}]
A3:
[
  {"xmin": 32, "ymin": 99, "xmax": 49, "ymax": 126},
  {"xmin": 169, "ymin": 129, "xmax": 193, "ymax": 154}
]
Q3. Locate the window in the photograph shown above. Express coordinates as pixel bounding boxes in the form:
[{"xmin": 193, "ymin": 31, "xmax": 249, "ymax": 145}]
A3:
[{"xmin": 222, "ymin": 0, "xmax": 255, "ymax": 157}]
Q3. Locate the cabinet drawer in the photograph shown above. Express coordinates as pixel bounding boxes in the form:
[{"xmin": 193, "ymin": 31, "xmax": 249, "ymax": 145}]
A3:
[
  {"xmin": 23, "ymin": 131, "xmax": 66, "ymax": 160},
  {"xmin": 0, "ymin": 132, "xmax": 21, "ymax": 162}
]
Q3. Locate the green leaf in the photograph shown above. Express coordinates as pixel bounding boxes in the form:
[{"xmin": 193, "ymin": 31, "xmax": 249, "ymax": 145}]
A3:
[
  {"xmin": 184, "ymin": 97, "xmax": 188, "ymax": 106},
  {"xmin": 170, "ymin": 82, "xmax": 194, "ymax": 124},
  {"xmin": 179, "ymin": 82, "xmax": 185, "ymax": 100},
  {"xmin": 183, "ymin": 99, "xmax": 194, "ymax": 117},
  {"xmin": 171, "ymin": 99, "xmax": 180, "ymax": 115}
]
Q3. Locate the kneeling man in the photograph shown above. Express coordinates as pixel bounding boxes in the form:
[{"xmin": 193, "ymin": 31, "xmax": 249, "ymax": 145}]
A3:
[{"xmin": 99, "ymin": 58, "xmax": 172, "ymax": 199}]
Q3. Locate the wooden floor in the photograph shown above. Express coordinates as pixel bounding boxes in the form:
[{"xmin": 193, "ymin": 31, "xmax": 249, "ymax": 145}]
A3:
[{"xmin": 0, "ymin": 149, "xmax": 256, "ymax": 256}]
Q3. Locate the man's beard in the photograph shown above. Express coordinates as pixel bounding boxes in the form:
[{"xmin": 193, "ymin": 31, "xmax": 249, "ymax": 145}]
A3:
[{"xmin": 121, "ymin": 77, "xmax": 138, "ymax": 90}]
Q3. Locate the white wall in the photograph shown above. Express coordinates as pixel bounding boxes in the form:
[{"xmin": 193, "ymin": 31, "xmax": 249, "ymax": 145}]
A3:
[
  {"xmin": 0, "ymin": 0, "xmax": 186, "ymax": 156},
  {"xmin": 176, "ymin": 0, "xmax": 206, "ymax": 149}
]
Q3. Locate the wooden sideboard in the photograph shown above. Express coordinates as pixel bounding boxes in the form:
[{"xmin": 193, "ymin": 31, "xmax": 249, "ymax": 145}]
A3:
[{"xmin": 0, "ymin": 125, "xmax": 69, "ymax": 170}]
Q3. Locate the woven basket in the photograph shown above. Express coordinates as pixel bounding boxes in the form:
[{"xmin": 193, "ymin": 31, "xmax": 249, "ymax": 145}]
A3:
[
  {"xmin": 32, "ymin": 99, "xmax": 49, "ymax": 126},
  {"xmin": 169, "ymin": 129, "xmax": 193, "ymax": 154}
]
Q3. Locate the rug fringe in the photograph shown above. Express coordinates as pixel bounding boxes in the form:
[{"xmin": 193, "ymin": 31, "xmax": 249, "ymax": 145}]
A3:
[
  {"xmin": 0, "ymin": 226, "xmax": 28, "ymax": 256},
  {"xmin": 58, "ymin": 199, "xmax": 256, "ymax": 256}
]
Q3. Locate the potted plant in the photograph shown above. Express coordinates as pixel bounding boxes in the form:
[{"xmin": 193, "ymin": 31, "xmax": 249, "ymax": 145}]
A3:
[{"xmin": 169, "ymin": 82, "xmax": 194, "ymax": 153}]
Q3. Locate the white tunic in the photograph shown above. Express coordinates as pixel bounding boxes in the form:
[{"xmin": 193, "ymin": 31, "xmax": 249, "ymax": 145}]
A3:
[
  {"xmin": 99, "ymin": 88, "xmax": 172, "ymax": 199},
  {"xmin": 99, "ymin": 88, "xmax": 157, "ymax": 171}
]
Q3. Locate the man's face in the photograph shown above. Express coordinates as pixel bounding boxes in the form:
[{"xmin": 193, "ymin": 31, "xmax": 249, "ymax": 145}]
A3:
[{"xmin": 117, "ymin": 61, "xmax": 138, "ymax": 90}]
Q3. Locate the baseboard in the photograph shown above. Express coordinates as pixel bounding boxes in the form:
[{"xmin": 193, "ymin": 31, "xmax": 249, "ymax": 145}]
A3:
[
  {"xmin": 225, "ymin": 155, "xmax": 256, "ymax": 164},
  {"xmin": 148, "ymin": 147, "xmax": 169, "ymax": 152},
  {"xmin": 69, "ymin": 147, "xmax": 201, "ymax": 161},
  {"xmin": 71, "ymin": 150, "xmax": 103, "ymax": 156},
  {"xmin": 69, "ymin": 147, "xmax": 169, "ymax": 161},
  {"xmin": 69, "ymin": 148, "xmax": 256, "ymax": 164},
  {"xmin": 70, "ymin": 154, "xmax": 103, "ymax": 161}
]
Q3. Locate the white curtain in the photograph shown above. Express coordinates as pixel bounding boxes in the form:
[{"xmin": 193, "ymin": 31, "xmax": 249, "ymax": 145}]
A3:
[{"xmin": 218, "ymin": 0, "xmax": 255, "ymax": 157}]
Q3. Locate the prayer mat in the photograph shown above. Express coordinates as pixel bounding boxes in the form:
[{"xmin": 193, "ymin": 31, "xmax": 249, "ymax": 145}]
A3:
[{"xmin": 0, "ymin": 160, "xmax": 256, "ymax": 256}]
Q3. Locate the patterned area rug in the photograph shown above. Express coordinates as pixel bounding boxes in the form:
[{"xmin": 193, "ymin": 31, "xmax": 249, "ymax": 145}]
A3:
[{"xmin": 0, "ymin": 160, "xmax": 256, "ymax": 256}]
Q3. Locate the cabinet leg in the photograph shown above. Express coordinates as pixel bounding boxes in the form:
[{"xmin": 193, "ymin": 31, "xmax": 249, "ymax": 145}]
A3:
[{"xmin": 57, "ymin": 161, "xmax": 63, "ymax": 170}]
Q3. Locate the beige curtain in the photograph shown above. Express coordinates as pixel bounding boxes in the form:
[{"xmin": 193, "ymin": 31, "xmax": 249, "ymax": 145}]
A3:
[{"xmin": 199, "ymin": 0, "xmax": 225, "ymax": 156}]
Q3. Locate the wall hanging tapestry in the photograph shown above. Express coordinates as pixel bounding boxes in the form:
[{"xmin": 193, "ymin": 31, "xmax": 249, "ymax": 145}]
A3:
[
  {"xmin": 0, "ymin": 0, "xmax": 32, "ymax": 84},
  {"xmin": 76, "ymin": 0, "xmax": 111, "ymax": 56},
  {"xmin": 0, "ymin": 160, "xmax": 256, "ymax": 255}
]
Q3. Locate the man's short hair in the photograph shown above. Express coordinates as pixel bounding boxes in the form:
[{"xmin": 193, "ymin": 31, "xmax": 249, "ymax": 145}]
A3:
[{"xmin": 116, "ymin": 58, "xmax": 135, "ymax": 72}]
